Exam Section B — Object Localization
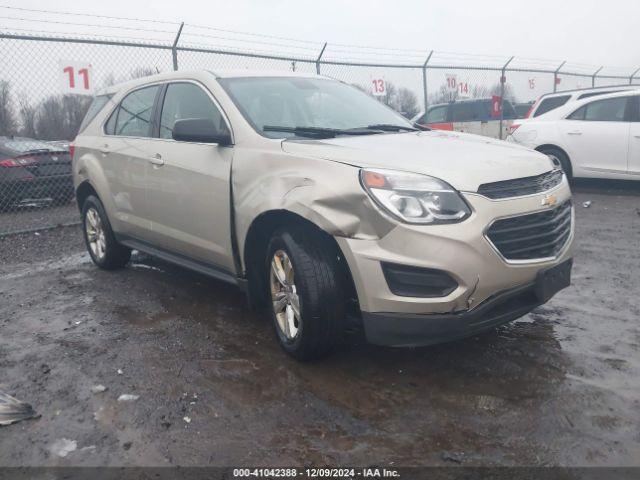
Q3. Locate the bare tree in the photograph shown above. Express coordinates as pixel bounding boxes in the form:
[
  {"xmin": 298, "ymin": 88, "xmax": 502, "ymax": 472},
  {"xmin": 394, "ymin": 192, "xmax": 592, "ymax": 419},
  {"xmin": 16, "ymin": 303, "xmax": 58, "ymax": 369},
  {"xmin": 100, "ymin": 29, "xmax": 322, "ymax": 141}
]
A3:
[
  {"xmin": 33, "ymin": 94, "xmax": 92, "ymax": 140},
  {"xmin": 0, "ymin": 81, "xmax": 17, "ymax": 136},
  {"xmin": 129, "ymin": 66, "xmax": 158, "ymax": 80},
  {"xmin": 376, "ymin": 82, "xmax": 420, "ymax": 118},
  {"xmin": 17, "ymin": 94, "xmax": 37, "ymax": 138}
]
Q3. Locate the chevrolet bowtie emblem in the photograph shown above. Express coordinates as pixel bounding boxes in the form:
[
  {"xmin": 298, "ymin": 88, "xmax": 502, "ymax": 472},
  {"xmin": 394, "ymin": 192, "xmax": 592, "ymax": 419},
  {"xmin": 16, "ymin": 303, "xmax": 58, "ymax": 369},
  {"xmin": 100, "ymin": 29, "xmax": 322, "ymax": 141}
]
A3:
[{"xmin": 541, "ymin": 194, "xmax": 557, "ymax": 207}]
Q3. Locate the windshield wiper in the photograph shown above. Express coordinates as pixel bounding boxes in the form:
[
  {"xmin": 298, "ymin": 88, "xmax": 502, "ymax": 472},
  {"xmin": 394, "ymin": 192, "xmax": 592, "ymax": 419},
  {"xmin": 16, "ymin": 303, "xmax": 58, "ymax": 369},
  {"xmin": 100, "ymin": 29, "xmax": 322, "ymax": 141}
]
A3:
[
  {"xmin": 263, "ymin": 125, "xmax": 383, "ymax": 138},
  {"xmin": 364, "ymin": 124, "xmax": 419, "ymax": 132}
]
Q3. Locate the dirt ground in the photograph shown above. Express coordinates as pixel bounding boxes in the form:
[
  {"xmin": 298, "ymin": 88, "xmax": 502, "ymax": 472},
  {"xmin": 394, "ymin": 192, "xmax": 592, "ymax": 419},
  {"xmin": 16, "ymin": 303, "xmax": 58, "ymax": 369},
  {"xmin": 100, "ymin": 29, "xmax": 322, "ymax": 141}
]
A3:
[{"xmin": 0, "ymin": 181, "xmax": 639, "ymax": 468}]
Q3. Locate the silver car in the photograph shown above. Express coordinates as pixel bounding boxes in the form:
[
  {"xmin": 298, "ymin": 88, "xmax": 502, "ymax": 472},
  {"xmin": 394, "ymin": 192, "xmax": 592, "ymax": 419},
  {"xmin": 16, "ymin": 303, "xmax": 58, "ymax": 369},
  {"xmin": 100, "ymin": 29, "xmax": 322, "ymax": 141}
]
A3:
[{"xmin": 73, "ymin": 70, "xmax": 574, "ymax": 360}]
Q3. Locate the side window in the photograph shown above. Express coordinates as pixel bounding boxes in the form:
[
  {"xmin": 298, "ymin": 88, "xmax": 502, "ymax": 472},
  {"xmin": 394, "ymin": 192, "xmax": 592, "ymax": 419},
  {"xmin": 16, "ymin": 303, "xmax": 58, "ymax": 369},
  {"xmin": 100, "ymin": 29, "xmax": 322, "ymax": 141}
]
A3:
[
  {"xmin": 534, "ymin": 95, "xmax": 571, "ymax": 117},
  {"xmin": 449, "ymin": 102, "xmax": 477, "ymax": 122},
  {"xmin": 568, "ymin": 97, "xmax": 629, "ymax": 122},
  {"xmin": 426, "ymin": 105, "xmax": 448, "ymax": 123},
  {"xmin": 114, "ymin": 85, "xmax": 159, "ymax": 137},
  {"xmin": 160, "ymin": 83, "xmax": 227, "ymax": 140}
]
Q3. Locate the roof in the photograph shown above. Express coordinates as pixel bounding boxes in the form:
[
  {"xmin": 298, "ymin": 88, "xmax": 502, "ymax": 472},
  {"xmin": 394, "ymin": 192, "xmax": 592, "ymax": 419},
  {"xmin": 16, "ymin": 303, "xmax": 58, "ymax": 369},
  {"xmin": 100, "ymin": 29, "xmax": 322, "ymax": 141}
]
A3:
[
  {"xmin": 540, "ymin": 84, "xmax": 640, "ymax": 98},
  {"xmin": 98, "ymin": 69, "xmax": 324, "ymax": 95}
]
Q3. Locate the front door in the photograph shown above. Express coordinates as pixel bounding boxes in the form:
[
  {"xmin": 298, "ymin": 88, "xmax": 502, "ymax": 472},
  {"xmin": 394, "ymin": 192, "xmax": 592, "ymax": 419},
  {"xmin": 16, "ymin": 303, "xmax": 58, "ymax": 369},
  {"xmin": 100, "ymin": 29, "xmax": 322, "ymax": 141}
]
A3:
[{"xmin": 144, "ymin": 82, "xmax": 235, "ymax": 272}]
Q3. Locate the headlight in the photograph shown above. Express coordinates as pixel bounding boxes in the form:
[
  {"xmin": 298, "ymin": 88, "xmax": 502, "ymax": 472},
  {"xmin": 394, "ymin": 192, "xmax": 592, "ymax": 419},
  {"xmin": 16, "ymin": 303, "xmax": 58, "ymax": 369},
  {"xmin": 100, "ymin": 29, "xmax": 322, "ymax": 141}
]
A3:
[{"xmin": 360, "ymin": 169, "xmax": 471, "ymax": 224}]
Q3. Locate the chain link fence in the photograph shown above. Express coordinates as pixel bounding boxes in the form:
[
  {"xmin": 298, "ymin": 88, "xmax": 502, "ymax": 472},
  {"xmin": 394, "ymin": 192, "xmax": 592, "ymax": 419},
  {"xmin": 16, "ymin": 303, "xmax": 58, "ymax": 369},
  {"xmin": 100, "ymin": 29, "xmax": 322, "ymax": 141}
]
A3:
[{"xmin": 1, "ymin": 31, "xmax": 638, "ymax": 236}]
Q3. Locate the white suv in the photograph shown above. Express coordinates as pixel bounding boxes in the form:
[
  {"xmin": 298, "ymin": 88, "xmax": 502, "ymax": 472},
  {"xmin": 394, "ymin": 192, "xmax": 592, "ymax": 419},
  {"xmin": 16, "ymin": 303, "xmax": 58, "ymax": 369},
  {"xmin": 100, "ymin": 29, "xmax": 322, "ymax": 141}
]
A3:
[{"xmin": 507, "ymin": 90, "xmax": 640, "ymax": 180}]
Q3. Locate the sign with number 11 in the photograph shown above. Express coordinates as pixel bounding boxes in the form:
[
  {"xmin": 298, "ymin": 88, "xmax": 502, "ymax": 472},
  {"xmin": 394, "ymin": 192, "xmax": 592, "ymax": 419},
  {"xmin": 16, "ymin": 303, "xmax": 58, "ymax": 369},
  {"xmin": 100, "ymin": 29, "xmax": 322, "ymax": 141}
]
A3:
[{"xmin": 59, "ymin": 60, "xmax": 94, "ymax": 95}]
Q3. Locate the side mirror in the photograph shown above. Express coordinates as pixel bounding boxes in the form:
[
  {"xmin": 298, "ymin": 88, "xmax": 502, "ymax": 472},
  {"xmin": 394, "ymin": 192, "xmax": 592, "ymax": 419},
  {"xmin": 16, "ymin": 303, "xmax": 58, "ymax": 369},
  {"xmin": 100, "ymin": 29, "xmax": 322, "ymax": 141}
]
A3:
[{"xmin": 172, "ymin": 118, "xmax": 232, "ymax": 145}]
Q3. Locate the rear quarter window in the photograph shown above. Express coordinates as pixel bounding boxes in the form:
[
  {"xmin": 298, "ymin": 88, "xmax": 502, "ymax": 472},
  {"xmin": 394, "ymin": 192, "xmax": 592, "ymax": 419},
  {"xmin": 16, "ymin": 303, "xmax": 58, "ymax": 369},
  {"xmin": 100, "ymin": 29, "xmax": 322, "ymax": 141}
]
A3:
[{"xmin": 78, "ymin": 94, "xmax": 113, "ymax": 133}]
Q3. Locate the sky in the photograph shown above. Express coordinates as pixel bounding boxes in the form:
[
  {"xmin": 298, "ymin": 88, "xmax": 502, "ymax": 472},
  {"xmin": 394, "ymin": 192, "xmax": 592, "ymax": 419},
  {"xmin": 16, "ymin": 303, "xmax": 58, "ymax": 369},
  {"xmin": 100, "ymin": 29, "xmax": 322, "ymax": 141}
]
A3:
[
  {"xmin": 1, "ymin": 0, "xmax": 638, "ymax": 107},
  {"xmin": 6, "ymin": 0, "xmax": 638, "ymax": 72}
]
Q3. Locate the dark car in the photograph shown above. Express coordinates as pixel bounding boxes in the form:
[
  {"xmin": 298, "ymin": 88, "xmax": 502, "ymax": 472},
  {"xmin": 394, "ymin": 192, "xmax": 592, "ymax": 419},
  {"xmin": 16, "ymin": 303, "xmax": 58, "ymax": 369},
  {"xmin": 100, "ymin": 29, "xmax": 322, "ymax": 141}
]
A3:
[{"xmin": 0, "ymin": 137, "xmax": 73, "ymax": 210}]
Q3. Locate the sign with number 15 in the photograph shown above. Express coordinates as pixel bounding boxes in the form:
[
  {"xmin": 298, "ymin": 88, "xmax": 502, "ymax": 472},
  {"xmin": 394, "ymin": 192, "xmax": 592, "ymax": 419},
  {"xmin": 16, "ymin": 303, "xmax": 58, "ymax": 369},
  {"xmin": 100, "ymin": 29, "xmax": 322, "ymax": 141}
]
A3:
[{"xmin": 59, "ymin": 61, "xmax": 94, "ymax": 95}]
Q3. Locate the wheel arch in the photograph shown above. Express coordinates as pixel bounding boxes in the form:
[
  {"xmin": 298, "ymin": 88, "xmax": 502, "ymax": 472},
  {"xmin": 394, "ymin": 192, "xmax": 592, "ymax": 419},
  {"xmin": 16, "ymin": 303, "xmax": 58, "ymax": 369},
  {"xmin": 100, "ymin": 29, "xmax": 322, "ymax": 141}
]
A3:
[
  {"xmin": 75, "ymin": 180, "xmax": 99, "ymax": 212},
  {"xmin": 535, "ymin": 144, "xmax": 573, "ymax": 175},
  {"xmin": 242, "ymin": 209, "xmax": 357, "ymax": 312}
]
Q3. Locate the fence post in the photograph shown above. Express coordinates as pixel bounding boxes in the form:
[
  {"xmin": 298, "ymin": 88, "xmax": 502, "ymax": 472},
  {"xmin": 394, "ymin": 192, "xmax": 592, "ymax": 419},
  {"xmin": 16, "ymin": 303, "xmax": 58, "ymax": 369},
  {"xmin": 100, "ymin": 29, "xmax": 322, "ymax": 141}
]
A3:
[
  {"xmin": 553, "ymin": 61, "xmax": 566, "ymax": 93},
  {"xmin": 422, "ymin": 50, "xmax": 434, "ymax": 118},
  {"xmin": 630, "ymin": 67, "xmax": 640, "ymax": 85},
  {"xmin": 315, "ymin": 42, "xmax": 327, "ymax": 75},
  {"xmin": 499, "ymin": 56, "xmax": 514, "ymax": 140},
  {"xmin": 172, "ymin": 22, "xmax": 184, "ymax": 71},
  {"xmin": 591, "ymin": 66, "xmax": 603, "ymax": 88}
]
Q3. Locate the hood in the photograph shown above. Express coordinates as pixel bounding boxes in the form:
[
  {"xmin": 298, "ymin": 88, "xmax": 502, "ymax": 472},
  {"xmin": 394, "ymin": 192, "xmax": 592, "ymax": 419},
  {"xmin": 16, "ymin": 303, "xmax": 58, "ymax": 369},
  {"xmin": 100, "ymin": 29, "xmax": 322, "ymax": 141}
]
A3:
[{"xmin": 281, "ymin": 130, "xmax": 553, "ymax": 192}]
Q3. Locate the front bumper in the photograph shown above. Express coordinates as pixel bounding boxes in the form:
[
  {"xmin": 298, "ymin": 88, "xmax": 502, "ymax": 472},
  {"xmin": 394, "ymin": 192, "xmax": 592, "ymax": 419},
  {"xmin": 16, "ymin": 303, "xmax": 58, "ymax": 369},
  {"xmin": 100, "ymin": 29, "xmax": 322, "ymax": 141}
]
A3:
[
  {"xmin": 335, "ymin": 181, "xmax": 574, "ymax": 345},
  {"xmin": 362, "ymin": 260, "xmax": 571, "ymax": 346}
]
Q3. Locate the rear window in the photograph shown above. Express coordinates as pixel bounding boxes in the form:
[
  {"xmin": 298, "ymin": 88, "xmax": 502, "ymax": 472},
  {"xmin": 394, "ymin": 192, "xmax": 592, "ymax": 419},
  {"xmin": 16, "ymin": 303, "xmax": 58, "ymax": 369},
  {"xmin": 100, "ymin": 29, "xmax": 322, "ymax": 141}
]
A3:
[
  {"xmin": 534, "ymin": 95, "xmax": 571, "ymax": 117},
  {"xmin": 78, "ymin": 94, "xmax": 113, "ymax": 133}
]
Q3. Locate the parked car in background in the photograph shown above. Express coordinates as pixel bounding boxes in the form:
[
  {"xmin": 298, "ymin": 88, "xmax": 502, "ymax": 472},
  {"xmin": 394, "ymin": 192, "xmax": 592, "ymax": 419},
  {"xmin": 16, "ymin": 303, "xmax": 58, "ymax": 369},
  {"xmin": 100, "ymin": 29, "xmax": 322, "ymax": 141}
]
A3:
[
  {"xmin": 73, "ymin": 70, "xmax": 573, "ymax": 360},
  {"xmin": 412, "ymin": 98, "xmax": 518, "ymax": 139},
  {"xmin": 507, "ymin": 90, "xmax": 640, "ymax": 180},
  {"xmin": 0, "ymin": 137, "xmax": 73, "ymax": 210},
  {"xmin": 510, "ymin": 85, "xmax": 640, "ymax": 135}
]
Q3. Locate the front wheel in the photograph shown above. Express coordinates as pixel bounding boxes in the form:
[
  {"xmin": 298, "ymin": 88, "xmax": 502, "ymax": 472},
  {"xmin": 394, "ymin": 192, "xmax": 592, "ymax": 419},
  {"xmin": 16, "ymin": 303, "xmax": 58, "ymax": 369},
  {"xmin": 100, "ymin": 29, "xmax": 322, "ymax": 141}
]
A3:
[
  {"xmin": 266, "ymin": 226, "xmax": 346, "ymax": 360},
  {"xmin": 81, "ymin": 195, "xmax": 131, "ymax": 270}
]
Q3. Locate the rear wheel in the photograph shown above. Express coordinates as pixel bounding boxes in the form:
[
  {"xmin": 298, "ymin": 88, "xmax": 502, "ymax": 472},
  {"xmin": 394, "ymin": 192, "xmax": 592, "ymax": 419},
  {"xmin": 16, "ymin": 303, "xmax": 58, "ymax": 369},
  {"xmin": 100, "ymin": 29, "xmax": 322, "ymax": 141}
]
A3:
[
  {"xmin": 81, "ymin": 195, "xmax": 131, "ymax": 270},
  {"xmin": 539, "ymin": 146, "xmax": 572, "ymax": 180},
  {"xmin": 266, "ymin": 226, "xmax": 346, "ymax": 360}
]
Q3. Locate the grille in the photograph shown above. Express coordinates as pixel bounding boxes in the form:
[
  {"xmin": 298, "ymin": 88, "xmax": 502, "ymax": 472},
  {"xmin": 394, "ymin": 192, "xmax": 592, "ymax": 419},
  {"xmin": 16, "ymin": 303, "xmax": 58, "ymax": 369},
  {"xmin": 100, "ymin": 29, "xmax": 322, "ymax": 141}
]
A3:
[
  {"xmin": 486, "ymin": 201, "xmax": 572, "ymax": 261},
  {"xmin": 477, "ymin": 169, "xmax": 563, "ymax": 199}
]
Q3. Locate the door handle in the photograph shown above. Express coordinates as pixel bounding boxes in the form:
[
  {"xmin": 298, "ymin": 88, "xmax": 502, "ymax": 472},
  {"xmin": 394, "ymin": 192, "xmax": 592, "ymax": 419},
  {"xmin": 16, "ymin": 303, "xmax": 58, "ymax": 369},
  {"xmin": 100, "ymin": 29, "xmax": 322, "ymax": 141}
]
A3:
[
  {"xmin": 149, "ymin": 153, "xmax": 165, "ymax": 166},
  {"xmin": 634, "ymin": 135, "xmax": 640, "ymax": 139},
  {"xmin": 567, "ymin": 131, "xmax": 582, "ymax": 136},
  {"xmin": 99, "ymin": 144, "xmax": 110, "ymax": 155}
]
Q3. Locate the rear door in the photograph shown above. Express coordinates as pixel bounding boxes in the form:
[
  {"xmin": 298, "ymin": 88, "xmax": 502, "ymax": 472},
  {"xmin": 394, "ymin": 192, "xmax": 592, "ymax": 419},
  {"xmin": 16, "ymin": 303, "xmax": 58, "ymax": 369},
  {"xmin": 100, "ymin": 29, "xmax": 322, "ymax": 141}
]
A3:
[
  {"xmin": 144, "ymin": 81, "xmax": 235, "ymax": 271},
  {"xmin": 101, "ymin": 84, "xmax": 161, "ymax": 240},
  {"xmin": 627, "ymin": 95, "xmax": 640, "ymax": 175},
  {"xmin": 559, "ymin": 96, "xmax": 632, "ymax": 175}
]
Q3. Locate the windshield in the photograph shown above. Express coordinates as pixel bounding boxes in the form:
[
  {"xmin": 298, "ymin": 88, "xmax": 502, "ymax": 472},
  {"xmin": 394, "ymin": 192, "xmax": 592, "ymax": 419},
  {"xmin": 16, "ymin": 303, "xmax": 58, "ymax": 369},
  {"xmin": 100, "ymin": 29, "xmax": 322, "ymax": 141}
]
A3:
[{"xmin": 218, "ymin": 76, "xmax": 414, "ymax": 138}]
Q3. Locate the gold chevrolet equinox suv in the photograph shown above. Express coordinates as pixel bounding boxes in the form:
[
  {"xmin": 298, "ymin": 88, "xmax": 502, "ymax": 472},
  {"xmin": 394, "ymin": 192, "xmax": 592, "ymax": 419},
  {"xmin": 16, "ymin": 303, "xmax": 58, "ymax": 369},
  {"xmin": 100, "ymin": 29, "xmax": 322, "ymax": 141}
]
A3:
[{"xmin": 72, "ymin": 70, "xmax": 574, "ymax": 360}]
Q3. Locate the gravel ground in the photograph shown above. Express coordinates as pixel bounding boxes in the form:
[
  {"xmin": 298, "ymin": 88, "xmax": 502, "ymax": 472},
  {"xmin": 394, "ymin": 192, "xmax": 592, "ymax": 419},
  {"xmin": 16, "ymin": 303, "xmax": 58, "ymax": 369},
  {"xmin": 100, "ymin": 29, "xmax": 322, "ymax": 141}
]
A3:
[
  {"xmin": 0, "ymin": 182, "xmax": 638, "ymax": 468},
  {"xmin": 0, "ymin": 202, "xmax": 79, "ymax": 236}
]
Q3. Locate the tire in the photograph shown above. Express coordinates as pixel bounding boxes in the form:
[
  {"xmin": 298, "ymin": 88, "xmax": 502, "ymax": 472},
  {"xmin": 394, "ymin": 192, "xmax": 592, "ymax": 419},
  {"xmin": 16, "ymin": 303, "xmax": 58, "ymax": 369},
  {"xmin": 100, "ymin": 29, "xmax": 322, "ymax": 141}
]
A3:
[
  {"xmin": 539, "ymin": 146, "xmax": 572, "ymax": 180},
  {"xmin": 265, "ymin": 226, "xmax": 346, "ymax": 360},
  {"xmin": 81, "ymin": 195, "xmax": 131, "ymax": 270}
]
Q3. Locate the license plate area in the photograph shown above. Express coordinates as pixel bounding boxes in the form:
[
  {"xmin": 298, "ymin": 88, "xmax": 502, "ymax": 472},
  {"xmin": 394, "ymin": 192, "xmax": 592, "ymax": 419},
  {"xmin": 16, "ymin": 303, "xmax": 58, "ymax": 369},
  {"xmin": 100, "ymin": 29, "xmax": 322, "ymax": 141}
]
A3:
[{"xmin": 535, "ymin": 259, "xmax": 572, "ymax": 303}]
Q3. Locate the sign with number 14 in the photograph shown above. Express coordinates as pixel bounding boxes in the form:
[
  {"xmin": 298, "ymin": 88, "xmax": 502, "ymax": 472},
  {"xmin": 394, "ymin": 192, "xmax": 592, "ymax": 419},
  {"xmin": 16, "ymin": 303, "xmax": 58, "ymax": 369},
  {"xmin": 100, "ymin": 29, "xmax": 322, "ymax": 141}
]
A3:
[{"xmin": 60, "ymin": 61, "xmax": 93, "ymax": 95}]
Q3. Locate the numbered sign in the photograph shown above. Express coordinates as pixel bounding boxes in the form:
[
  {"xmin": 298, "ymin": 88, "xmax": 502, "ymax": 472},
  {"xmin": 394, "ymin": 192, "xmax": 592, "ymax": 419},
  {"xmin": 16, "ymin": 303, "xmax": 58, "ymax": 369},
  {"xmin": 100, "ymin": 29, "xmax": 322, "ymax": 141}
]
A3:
[
  {"xmin": 458, "ymin": 81, "xmax": 470, "ymax": 99},
  {"xmin": 60, "ymin": 61, "xmax": 93, "ymax": 95},
  {"xmin": 528, "ymin": 78, "xmax": 536, "ymax": 90},
  {"xmin": 370, "ymin": 77, "xmax": 386, "ymax": 97},
  {"xmin": 446, "ymin": 74, "xmax": 457, "ymax": 92}
]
